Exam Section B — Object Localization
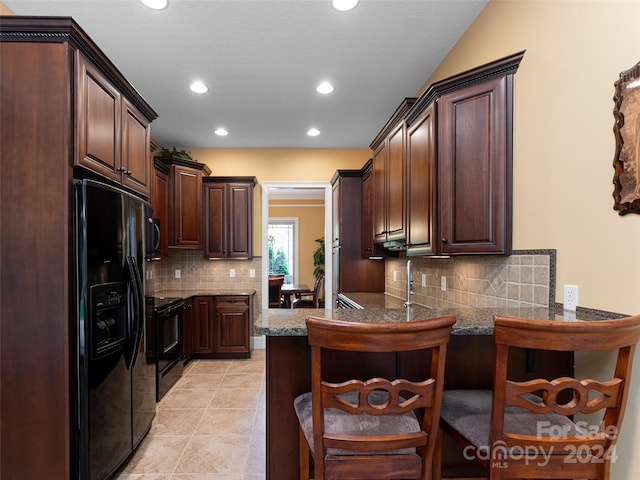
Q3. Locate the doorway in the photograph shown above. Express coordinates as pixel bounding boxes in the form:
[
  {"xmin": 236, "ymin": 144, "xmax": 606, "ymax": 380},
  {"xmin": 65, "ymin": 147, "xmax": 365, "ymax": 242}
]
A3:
[{"xmin": 261, "ymin": 181, "xmax": 332, "ymax": 310}]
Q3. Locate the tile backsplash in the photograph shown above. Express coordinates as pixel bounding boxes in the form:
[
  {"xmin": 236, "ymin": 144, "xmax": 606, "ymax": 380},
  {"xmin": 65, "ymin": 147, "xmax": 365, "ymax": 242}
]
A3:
[
  {"xmin": 147, "ymin": 249, "xmax": 263, "ymax": 307},
  {"xmin": 148, "ymin": 249, "xmax": 555, "ymax": 312},
  {"xmin": 385, "ymin": 250, "xmax": 556, "ymax": 309}
]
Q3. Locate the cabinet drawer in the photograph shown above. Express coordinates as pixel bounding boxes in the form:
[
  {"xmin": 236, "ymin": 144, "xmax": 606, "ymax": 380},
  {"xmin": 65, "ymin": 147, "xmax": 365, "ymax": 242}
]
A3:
[{"xmin": 215, "ymin": 296, "xmax": 249, "ymax": 307}]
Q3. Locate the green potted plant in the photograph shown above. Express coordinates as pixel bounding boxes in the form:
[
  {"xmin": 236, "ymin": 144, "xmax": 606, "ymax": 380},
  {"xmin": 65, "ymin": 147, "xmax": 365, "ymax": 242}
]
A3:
[
  {"xmin": 312, "ymin": 237, "xmax": 324, "ymax": 279},
  {"xmin": 157, "ymin": 147, "xmax": 194, "ymax": 161}
]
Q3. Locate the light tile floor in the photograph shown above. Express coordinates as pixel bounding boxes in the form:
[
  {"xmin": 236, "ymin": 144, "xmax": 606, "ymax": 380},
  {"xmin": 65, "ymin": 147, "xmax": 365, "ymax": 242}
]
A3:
[{"xmin": 116, "ymin": 350, "xmax": 266, "ymax": 480}]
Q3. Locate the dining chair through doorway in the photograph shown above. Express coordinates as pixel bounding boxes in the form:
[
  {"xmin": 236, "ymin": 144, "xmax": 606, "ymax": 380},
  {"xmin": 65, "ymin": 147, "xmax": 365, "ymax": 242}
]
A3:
[
  {"xmin": 292, "ymin": 274, "xmax": 324, "ymax": 308},
  {"xmin": 268, "ymin": 274, "xmax": 285, "ymax": 308},
  {"xmin": 295, "ymin": 314, "xmax": 457, "ymax": 480},
  {"xmin": 434, "ymin": 313, "xmax": 640, "ymax": 480}
]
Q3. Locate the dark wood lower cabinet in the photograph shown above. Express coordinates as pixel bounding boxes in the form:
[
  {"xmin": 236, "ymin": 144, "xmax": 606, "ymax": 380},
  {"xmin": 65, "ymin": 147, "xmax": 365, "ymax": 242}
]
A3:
[
  {"xmin": 182, "ymin": 298, "xmax": 194, "ymax": 364},
  {"xmin": 186, "ymin": 295, "xmax": 252, "ymax": 361},
  {"xmin": 265, "ymin": 334, "xmax": 572, "ymax": 480},
  {"xmin": 193, "ymin": 296, "xmax": 215, "ymax": 354},
  {"xmin": 214, "ymin": 296, "xmax": 251, "ymax": 356}
]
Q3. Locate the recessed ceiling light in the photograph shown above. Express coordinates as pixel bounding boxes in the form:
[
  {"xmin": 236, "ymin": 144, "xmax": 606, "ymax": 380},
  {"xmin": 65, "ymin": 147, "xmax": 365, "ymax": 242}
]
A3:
[
  {"xmin": 140, "ymin": 0, "xmax": 168, "ymax": 10},
  {"xmin": 189, "ymin": 81, "xmax": 208, "ymax": 93},
  {"xmin": 331, "ymin": 0, "xmax": 359, "ymax": 12},
  {"xmin": 316, "ymin": 82, "xmax": 334, "ymax": 94},
  {"xmin": 214, "ymin": 128, "xmax": 228, "ymax": 136},
  {"xmin": 307, "ymin": 128, "xmax": 320, "ymax": 137}
]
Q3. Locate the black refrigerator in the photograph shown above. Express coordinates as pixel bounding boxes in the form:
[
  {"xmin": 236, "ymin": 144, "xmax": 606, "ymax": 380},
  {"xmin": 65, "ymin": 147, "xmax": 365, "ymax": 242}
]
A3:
[{"xmin": 73, "ymin": 178, "xmax": 156, "ymax": 480}]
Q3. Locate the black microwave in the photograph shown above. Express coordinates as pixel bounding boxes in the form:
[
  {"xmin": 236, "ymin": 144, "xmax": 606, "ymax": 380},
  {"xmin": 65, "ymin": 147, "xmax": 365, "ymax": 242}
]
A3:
[{"xmin": 145, "ymin": 206, "xmax": 161, "ymax": 260}]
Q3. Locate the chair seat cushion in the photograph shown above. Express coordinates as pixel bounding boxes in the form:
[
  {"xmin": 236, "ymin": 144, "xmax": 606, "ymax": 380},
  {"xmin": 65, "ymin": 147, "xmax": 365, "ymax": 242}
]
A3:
[
  {"xmin": 440, "ymin": 390, "xmax": 587, "ymax": 453},
  {"xmin": 294, "ymin": 390, "xmax": 421, "ymax": 455}
]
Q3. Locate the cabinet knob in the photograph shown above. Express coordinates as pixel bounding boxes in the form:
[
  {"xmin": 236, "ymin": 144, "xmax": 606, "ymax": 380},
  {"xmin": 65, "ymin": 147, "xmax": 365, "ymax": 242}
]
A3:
[{"xmin": 442, "ymin": 238, "xmax": 448, "ymax": 243}]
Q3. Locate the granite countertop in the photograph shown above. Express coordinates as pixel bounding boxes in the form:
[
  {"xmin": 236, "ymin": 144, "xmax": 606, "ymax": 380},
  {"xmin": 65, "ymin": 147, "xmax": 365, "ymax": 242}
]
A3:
[
  {"xmin": 254, "ymin": 292, "xmax": 611, "ymax": 337},
  {"xmin": 154, "ymin": 289, "xmax": 256, "ymax": 299}
]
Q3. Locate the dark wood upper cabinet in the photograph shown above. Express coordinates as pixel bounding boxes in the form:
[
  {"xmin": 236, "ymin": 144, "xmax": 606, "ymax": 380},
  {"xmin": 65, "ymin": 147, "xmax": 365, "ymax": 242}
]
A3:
[
  {"xmin": 77, "ymin": 55, "xmax": 152, "ymax": 197},
  {"xmin": 372, "ymin": 141, "xmax": 388, "ymax": 243},
  {"xmin": 406, "ymin": 102, "xmax": 437, "ymax": 256},
  {"xmin": 379, "ymin": 51, "xmax": 524, "ymax": 256},
  {"xmin": 386, "ymin": 122, "xmax": 406, "ymax": 241},
  {"xmin": 156, "ymin": 157, "xmax": 211, "ymax": 249},
  {"xmin": 122, "ymin": 99, "xmax": 152, "ymax": 194},
  {"xmin": 438, "ymin": 75, "xmax": 511, "ymax": 254},
  {"xmin": 203, "ymin": 176, "xmax": 257, "ymax": 259},
  {"xmin": 173, "ymin": 164, "xmax": 203, "ymax": 247},
  {"xmin": 369, "ymin": 98, "xmax": 417, "ymax": 246}
]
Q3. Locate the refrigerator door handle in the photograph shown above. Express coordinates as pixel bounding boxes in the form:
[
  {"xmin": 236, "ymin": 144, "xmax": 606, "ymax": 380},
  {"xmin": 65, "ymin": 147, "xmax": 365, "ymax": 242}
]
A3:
[{"xmin": 125, "ymin": 255, "xmax": 144, "ymax": 369}]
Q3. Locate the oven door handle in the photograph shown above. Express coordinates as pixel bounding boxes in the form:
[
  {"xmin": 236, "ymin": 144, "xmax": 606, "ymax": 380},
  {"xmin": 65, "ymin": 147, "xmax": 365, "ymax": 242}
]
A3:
[{"xmin": 166, "ymin": 302, "xmax": 185, "ymax": 315}]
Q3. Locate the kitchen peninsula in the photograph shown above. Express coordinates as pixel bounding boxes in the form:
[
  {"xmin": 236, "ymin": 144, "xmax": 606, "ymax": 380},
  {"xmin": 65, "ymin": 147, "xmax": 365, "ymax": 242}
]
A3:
[{"xmin": 256, "ymin": 295, "xmax": 608, "ymax": 479}]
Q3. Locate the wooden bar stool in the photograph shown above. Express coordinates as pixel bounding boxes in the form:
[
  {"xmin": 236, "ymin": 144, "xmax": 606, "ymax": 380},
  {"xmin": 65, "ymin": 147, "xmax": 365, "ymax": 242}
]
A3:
[
  {"xmin": 435, "ymin": 314, "xmax": 640, "ymax": 480},
  {"xmin": 295, "ymin": 314, "xmax": 456, "ymax": 479}
]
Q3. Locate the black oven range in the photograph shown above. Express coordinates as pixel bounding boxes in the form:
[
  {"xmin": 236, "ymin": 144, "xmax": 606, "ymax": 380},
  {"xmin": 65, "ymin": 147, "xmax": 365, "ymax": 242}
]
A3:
[{"xmin": 146, "ymin": 296, "xmax": 184, "ymax": 401}]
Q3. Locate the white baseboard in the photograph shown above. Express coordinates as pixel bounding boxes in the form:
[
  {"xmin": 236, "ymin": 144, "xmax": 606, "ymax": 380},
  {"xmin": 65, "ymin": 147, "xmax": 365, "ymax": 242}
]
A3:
[{"xmin": 251, "ymin": 335, "xmax": 266, "ymax": 349}]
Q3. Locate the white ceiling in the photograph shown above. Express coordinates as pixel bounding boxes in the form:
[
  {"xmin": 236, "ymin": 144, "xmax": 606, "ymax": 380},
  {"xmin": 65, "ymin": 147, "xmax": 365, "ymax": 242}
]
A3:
[{"xmin": 4, "ymin": 0, "xmax": 487, "ymax": 149}]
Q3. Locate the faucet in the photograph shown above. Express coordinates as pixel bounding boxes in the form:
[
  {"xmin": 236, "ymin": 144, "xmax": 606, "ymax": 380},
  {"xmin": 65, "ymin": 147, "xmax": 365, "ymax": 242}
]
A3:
[{"xmin": 404, "ymin": 259, "xmax": 414, "ymax": 308}]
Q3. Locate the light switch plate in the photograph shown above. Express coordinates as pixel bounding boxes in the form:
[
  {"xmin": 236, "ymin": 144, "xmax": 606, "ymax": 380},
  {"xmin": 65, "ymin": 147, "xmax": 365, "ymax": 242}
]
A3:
[{"xmin": 230, "ymin": 269, "xmax": 236, "ymax": 278}]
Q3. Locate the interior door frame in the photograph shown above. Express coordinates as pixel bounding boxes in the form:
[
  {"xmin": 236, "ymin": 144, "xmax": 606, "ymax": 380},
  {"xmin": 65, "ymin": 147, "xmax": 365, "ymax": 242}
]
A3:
[{"xmin": 261, "ymin": 181, "xmax": 333, "ymax": 310}]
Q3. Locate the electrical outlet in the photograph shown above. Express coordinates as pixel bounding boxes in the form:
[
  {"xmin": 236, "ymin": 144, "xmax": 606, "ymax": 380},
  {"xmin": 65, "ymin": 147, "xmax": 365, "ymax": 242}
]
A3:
[
  {"xmin": 421, "ymin": 273, "xmax": 427, "ymax": 287},
  {"xmin": 393, "ymin": 271, "xmax": 398, "ymax": 281},
  {"xmin": 441, "ymin": 276, "xmax": 447, "ymax": 292},
  {"xmin": 174, "ymin": 269, "xmax": 181, "ymax": 279},
  {"xmin": 564, "ymin": 284, "xmax": 579, "ymax": 311},
  {"xmin": 229, "ymin": 269, "xmax": 236, "ymax": 278},
  {"xmin": 250, "ymin": 269, "xmax": 256, "ymax": 278}
]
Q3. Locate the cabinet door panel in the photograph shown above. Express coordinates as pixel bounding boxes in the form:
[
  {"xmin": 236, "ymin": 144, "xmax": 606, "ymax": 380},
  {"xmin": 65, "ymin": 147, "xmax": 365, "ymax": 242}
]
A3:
[
  {"xmin": 193, "ymin": 297, "xmax": 214, "ymax": 354},
  {"xmin": 204, "ymin": 183, "xmax": 226, "ymax": 258},
  {"xmin": 372, "ymin": 144, "xmax": 387, "ymax": 242},
  {"xmin": 227, "ymin": 184, "xmax": 252, "ymax": 258},
  {"xmin": 215, "ymin": 309, "xmax": 249, "ymax": 353},
  {"xmin": 439, "ymin": 76, "xmax": 509, "ymax": 254},
  {"xmin": 386, "ymin": 123, "xmax": 406, "ymax": 241},
  {"xmin": 122, "ymin": 100, "xmax": 151, "ymax": 196},
  {"xmin": 214, "ymin": 296, "xmax": 250, "ymax": 355},
  {"xmin": 406, "ymin": 104, "xmax": 437, "ymax": 256},
  {"xmin": 173, "ymin": 166, "xmax": 203, "ymax": 247},
  {"xmin": 77, "ymin": 56, "xmax": 121, "ymax": 181}
]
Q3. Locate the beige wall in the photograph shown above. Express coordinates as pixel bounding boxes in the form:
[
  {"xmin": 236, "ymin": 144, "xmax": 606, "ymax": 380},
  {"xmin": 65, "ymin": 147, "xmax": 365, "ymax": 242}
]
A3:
[
  {"xmin": 427, "ymin": 1, "xmax": 640, "ymax": 477},
  {"xmin": 269, "ymin": 200, "xmax": 325, "ymax": 288},
  {"xmin": 0, "ymin": 1, "xmax": 14, "ymax": 14},
  {"xmin": 187, "ymin": 148, "xmax": 370, "ymax": 256}
]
